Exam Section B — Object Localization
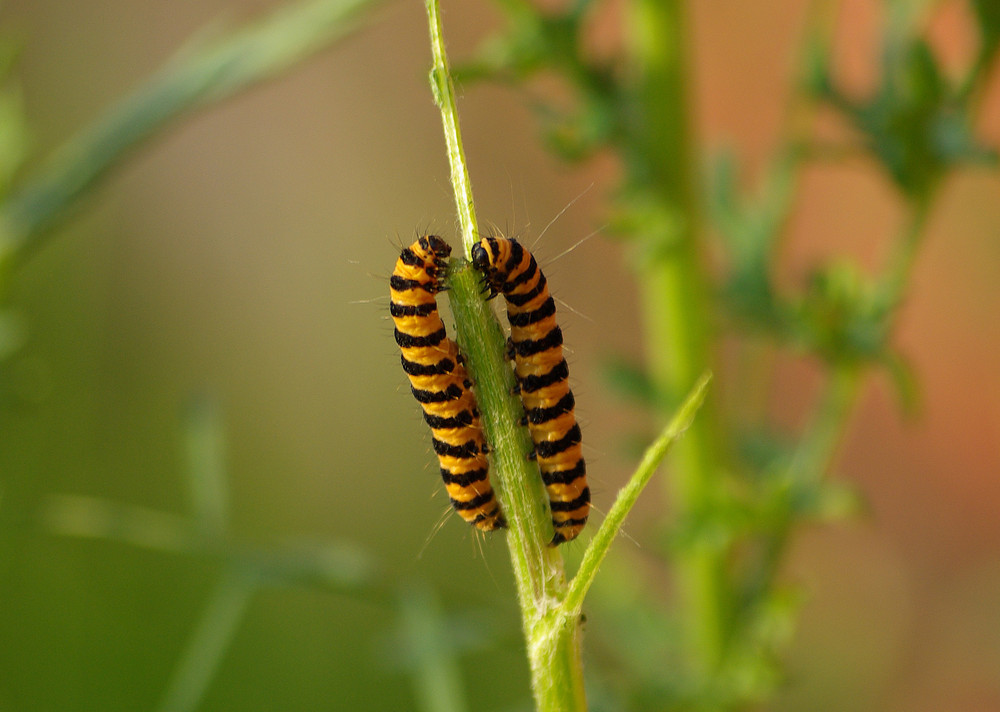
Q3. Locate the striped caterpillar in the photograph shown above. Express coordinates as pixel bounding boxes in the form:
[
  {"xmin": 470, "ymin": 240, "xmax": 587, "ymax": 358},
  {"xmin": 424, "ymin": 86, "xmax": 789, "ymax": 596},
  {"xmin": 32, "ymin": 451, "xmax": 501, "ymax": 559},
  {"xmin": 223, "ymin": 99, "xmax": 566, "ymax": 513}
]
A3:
[
  {"xmin": 390, "ymin": 236, "xmax": 505, "ymax": 532},
  {"xmin": 472, "ymin": 236, "xmax": 589, "ymax": 545}
]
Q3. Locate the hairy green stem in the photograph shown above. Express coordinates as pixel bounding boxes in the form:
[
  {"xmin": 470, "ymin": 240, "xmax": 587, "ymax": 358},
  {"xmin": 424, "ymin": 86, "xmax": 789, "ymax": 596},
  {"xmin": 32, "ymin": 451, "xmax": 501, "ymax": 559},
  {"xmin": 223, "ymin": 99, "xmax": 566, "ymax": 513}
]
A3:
[
  {"xmin": 626, "ymin": 0, "xmax": 727, "ymax": 677},
  {"xmin": 424, "ymin": 1, "xmax": 585, "ymax": 708},
  {"xmin": 425, "ymin": 0, "xmax": 480, "ymax": 257}
]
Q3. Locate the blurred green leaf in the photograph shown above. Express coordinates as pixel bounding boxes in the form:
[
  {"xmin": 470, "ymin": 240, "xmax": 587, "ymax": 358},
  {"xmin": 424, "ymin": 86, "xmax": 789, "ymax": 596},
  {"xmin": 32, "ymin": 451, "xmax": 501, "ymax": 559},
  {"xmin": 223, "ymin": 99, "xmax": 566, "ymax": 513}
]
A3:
[
  {"xmin": 457, "ymin": 1, "xmax": 619, "ymax": 161},
  {"xmin": 706, "ymin": 149, "xmax": 741, "ymax": 240},
  {"xmin": 601, "ymin": 354, "xmax": 661, "ymax": 408},
  {"xmin": 736, "ymin": 426, "xmax": 795, "ymax": 475},
  {"xmin": 793, "ymin": 259, "xmax": 886, "ymax": 363},
  {"xmin": 0, "ymin": 84, "xmax": 29, "ymax": 198},
  {"xmin": 385, "ymin": 583, "xmax": 470, "ymax": 712},
  {"xmin": 586, "ymin": 556, "xmax": 687, "ymax": 709},
  {"xmin": 819, "ymin": 35, "xmax": 997, "ymax": 200},
  {"xmin": 972, "ymin": 0, "xmax": 1000, "ymax": 55},
  {"xmin": 799, "ymin": 478, "xmax": 867, "ymax": 521},
  {"xmin": 801, "ymin": 20, "xmax": 834, "ymax": 99},
  {"xmin": 860, "ymin": 38, "xmax": 948, "ymax": 198},
  {"xmin": 182, "ymin": 393, "xmax": 229, "ymax": 537},
  {"xmin": 707, "ymin": 149, "xmax": 800, "ymax": 337},
  {"xmin": 155, "ymin": 571, "xmax": 256, "ymax": 712},
  {"xmin": 720, "ymin": 585, "xmax": 804, "ymax": 705},
  {"xmin": 0, "ymin": 0, "xmax": 383, "ymax": 267},
  {"xmin": 247, "ymin": 538, "xmax": 379, "ymax": 591},
  {"xmin": 41, "ymin": 494, "xmax": 201, "ymax": 553},
  {"xmin": 881, "ymin": 350, "xmax": 922, "ymax": 417},
  {"xmin": 541, "ymin": 85, "xmax": 620, "ymax": 161}
]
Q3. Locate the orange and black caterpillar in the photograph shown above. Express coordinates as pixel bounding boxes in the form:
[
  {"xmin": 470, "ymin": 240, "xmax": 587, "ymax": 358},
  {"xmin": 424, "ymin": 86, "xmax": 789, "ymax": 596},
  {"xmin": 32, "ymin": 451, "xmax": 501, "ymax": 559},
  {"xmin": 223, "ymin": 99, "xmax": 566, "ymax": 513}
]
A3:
[
  {"xmin": 391, "ymin": 235, "xmax": 505, "ymax": 532},
  {"xmin": 471, "ymin": 236, "xmax": 589, "ymax": 545}
]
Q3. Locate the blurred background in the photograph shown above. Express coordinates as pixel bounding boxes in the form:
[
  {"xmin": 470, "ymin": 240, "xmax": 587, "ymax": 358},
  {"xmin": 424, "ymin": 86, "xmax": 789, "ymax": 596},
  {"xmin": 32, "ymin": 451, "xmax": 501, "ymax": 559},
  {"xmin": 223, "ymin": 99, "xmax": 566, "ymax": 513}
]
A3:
[{"xmin": 0, "ymin": 0, "xmax": 997, "ymax": 710}]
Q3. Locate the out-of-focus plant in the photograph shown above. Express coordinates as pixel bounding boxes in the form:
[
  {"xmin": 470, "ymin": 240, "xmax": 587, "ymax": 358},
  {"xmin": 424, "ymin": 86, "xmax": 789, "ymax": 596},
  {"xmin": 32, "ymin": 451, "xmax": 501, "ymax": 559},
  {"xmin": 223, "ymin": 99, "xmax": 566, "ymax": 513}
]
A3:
[
  {"xmin": 0, "ymin": 3, "xmax": 397, "ymax": 712},
  {"xmin": 42, "ymin": 394, "xmax": 379, "ymax": 712},
  {"xmin": 452, "ymin": 0, "xmax": 998, "ymax": 709},
  {"xmin": 1, "ymin": 0, "xmax": 997, "ymax": 710},
  {"xmin": 0, "ymin": 33, "xmax": 29, "ymax": 404},
  {"xmin": 0, "ymin": 0, "xmax": 381, "ymax": 272}
]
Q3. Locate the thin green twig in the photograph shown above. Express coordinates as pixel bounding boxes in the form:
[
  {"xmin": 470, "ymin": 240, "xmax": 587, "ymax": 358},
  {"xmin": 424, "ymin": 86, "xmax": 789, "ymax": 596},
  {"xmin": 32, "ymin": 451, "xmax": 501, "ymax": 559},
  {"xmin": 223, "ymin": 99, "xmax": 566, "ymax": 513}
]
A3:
[
  {"xmin": 564, "ymin": 372, "xmax": 712, "ymax": 617},
  {"xmin": 182, "ymin": 394, "xmax": 230, "ymax": 539},
  {"xmin": 425, "ymin": 0, "xmax": 480, "ymax": 258},
  {"xmin": 747, "ymin": 199, "xmax": 933, "ymax": 610},
  {"xmin": 397, "ymin": 584, "xmax": 469, "ymax": 712}
]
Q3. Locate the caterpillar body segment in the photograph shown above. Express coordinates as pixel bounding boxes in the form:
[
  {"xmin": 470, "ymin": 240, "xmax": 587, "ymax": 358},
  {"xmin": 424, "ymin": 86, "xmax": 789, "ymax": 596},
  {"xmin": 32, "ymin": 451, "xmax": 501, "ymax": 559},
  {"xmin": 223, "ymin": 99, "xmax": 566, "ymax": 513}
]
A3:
[
  {"xmin": 391, "ymin": 236, "xmax": 505, "ymax": 532},
  {"xmin": 471, "ymin": 236, "xmax": 589, "ymax": 545}
]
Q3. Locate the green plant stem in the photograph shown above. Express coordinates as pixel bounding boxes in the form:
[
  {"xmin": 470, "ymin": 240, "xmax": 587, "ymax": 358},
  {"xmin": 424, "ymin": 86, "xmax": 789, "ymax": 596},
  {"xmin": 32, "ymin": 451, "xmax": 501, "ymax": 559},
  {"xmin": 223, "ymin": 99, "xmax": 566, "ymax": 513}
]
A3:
[
  {"xmin": 626, "ymin": 0, "xmax": 727, "ymax": 677},
  {"xmin": 182, "ymin": 394, "xmax": 230, "ymax": 539},
  {"xmin": 424, "ymin": 1, "xmax": 584, "ymax": 709},
  {"xmin": 0, "ymin": 0, "xmax": 381, "ymax": 270},
  {"xmin": 425, "ymin": 0, "xmax": 480, "ymax": 257},
  {"xmin": 448, "ymin": 265, "xmax": 562, "ymax": 615},
  {"xmin": 41, "ymin": 493, "xmax": 379, "ymax": 595},
  {"xmin": 792, "ymin": 363, "xmax": 862, "ymax": 482},
  {"xmin": 155, "ymin": 569, "xmax": 256, "ymax": 712},
  {"xmin": 397, "ymin": 584, "xmax": 469, "ymax": 712},
  {"xmin": 874, "ymin": 198, "xmax": 930, "ymax": 315},
  {"xmin": 750, "ymin": 199, "xmax": 932, "ymax": 605}
]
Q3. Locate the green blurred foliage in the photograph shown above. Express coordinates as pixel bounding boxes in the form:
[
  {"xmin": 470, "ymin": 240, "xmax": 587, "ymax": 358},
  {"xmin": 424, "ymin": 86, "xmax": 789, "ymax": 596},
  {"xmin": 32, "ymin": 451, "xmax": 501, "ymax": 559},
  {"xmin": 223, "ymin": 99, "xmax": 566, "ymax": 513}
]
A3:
[
  {"xmin": 0, "ymin": 0, "xmax": 998, "ymax": 711},
  {"xmin": 464, "ymin": 0, "xmax": 1000, "ymax": 709}
]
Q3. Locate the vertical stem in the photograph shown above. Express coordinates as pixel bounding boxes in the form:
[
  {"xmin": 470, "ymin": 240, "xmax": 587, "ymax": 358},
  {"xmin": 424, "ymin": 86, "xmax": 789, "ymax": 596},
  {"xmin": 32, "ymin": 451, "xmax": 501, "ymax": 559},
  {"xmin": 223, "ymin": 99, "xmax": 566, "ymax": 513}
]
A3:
[
  {"xmin": 792, "ymin": 364, "xmax": 862, "ymax": 482},
  {"xmin": 425, "ymin": 0, "xmax": 481, "ymax": 257},
  {"xmin": 155, "ymin": 570, "xmax": 255, "ymax": 712},
  {"xmin": 626, "ymin": 0, "xmax": 727, "ymax": 676},
  {"xmin": 424, "ymin": 2, "xmax": 585, "ymax": 708},
  {"xmin": 398, "ymin": 584, "xmax": 469, "ymax": 712},
  {"xmin": 874, "ymin": 198, "xmax": 930, "ymax": 315}
]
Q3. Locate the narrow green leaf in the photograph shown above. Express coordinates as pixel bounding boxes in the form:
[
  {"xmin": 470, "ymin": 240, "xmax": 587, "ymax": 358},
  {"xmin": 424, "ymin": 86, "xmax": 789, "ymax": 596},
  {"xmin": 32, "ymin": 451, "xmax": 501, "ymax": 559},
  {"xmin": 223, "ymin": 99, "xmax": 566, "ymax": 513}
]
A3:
[
  {"xmin": 0, "ymin": 0, "xmax": 382, "ymax": 267},
  {"xmin": 40, "ymin": 494, "xmax": 199, "ymax": 554},
  {"xmin": 564, "ymin": 371, "xmax": 712, "ymax": 616},
  {"xmin": 182, "ymin": 393, "xmax": 229, "ymax": 537},
  {"xmin": 972, "ymin": 0, "xmax": 1000, "ymax": 53}
]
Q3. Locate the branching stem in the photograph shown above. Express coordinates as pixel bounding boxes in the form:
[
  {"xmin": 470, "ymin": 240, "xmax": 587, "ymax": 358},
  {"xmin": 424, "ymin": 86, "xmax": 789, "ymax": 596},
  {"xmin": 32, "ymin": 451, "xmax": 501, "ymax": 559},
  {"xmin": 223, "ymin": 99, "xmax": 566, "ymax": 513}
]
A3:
[{"xmin": 424, "ymin": 5, "xmax": 713, "ymax": 710}]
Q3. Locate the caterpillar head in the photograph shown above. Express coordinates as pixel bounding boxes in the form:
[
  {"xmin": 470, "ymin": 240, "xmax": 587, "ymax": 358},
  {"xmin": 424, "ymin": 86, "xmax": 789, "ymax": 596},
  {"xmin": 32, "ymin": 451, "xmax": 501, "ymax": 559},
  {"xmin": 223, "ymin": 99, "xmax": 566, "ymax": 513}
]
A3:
[
  {"xmin": 418, "ymin": 235, "xmax": 452, "ymax": 291},
  {"xmin": 471, "ymin": 237, "xmax": 507, "ymax": 296}
]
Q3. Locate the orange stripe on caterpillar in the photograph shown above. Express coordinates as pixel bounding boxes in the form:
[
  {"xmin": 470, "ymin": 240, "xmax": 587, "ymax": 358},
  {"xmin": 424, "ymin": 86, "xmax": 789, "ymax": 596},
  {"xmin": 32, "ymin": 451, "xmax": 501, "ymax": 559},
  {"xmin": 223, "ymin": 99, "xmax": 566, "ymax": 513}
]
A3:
[
  {"xmin": 391, "ymin": 236, "xmax": 505, "ymax": 532},
  {"xmin": 472, "ymin": 236, "xmax": 588, "ymax": 545}
]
